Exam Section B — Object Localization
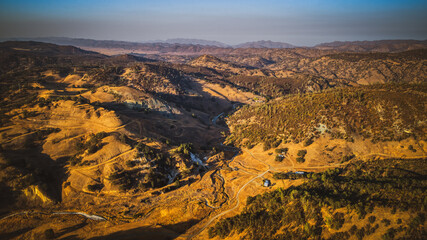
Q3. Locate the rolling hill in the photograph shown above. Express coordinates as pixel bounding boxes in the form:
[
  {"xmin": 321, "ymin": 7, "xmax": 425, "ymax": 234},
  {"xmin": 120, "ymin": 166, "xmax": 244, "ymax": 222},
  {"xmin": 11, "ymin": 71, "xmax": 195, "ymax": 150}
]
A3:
[{"xmin": 0, "ymin": 41, "xmax": 425, "ymax": 240}]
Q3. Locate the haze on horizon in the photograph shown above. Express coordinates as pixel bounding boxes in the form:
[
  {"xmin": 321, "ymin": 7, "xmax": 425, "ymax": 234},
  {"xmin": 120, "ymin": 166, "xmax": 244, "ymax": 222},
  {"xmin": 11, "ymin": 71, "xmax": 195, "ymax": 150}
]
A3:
[{"xmin": 0, "ymin": 0, "xmax": 426, "ymax": 46}]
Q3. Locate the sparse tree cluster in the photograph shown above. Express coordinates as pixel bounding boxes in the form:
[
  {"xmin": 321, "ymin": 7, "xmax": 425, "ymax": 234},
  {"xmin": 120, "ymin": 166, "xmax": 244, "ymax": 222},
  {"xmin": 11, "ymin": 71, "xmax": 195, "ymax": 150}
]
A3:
[
  {"xmin": 226, "ymin": 85, "xmax": 426, "ymax": 149},
  {"xmin": 209, "ymin": 158, "xmax": 427, "ymax": 239}
]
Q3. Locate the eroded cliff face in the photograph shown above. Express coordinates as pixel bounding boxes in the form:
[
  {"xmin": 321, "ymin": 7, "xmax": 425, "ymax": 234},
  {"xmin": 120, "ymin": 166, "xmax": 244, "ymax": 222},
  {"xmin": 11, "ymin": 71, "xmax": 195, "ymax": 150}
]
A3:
[{"xmin": 23, "ymin": 185, "xmax": 53, "ymax": 204}]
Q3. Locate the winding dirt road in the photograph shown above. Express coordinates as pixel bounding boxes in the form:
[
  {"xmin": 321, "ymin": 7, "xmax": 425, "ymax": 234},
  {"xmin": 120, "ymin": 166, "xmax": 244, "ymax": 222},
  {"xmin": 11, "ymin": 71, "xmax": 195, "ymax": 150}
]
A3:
[
  {"xmin": 187, "ymin": 169, "xmax": 269, "ymax": 239},
  {"xmin": 187, "ymin": 149, "xmax": 271, "ymax": 239},
  {"xmin": 186, "ymin": 150, "xmax": 426, "ymax": 239},
  {"xmin": 0, "ymin": 211, "xmax": 106, "ymax": 221},
  {"xmin": 70, "ymin": 148, "xmax": 136, "ymax": 171}
]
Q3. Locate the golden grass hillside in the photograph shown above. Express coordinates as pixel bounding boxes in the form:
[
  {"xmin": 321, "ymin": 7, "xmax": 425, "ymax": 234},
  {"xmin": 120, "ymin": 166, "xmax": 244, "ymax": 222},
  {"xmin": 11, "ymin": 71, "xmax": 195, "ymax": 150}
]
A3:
[{"xmin": 226, "ymin": 84, "xmax": 426, "ymax": 150}]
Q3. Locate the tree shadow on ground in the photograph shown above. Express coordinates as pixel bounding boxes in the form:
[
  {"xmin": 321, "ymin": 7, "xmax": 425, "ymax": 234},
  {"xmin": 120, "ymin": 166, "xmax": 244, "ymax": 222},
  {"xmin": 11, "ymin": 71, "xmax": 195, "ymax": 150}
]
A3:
[
  {"xmin": 1, "ymin": 146, "xmax": 69, "ymax": 204},
  {"xmin": 0, "ymin": 227, "xmax": 34, "ymax": 240},
  {"xmin": 87, "ymin": 219, "xmax": 200, "ymax": 240},
  {"xmin": 55, "ymin": 221, "xmax": 88, "ymax": 239}
]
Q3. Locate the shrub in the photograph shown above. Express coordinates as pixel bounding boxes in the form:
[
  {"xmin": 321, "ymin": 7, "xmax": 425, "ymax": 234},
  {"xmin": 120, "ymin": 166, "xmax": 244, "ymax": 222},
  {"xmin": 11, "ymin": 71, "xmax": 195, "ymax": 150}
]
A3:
[
  {"xmin": 275, "ymin": 148, "xmax": 288, "ymax": 154},
  {"xmin": 75, "ymin": 132, "xmax": 107, "ymax": 155},
  {"xmin": 263, "ymin": 141, "xmax": 272, "ymax": 151},
  {"xmin": 368, "ymin": 215, "xmax": 376, "ymax": 224},
  {"xmin": 126, "ymin": 160, "xmax": 137, "ymax": 168},
  {"xmin": 297, "ymin": 150, "xmax": 307, "ymax": 157},
  {"xmin": 408, "ymin": 145, "xmax": 416, "ymax": 152},
  {"xmin": 87, "ymin": 144, "xmax": 99, "ymax": 154},
  {"xmin": 381, "ymin": 218, "xmax": 391, "ymax": 226},
  {"xmin": 87, "ymin": 183, "xmax": 104, "ymax": 192},
  {"xmin": 326, "ymin": 212, "xmax": 345, "ymax": 230},
  {"xmin": 275, "ymin": 155, "xmax": 284, "ymax": 162},
  {"xmin": 272, "ymin": 139, "xmax": 282, "ymax": 148},
  {"xmin": 176, "ymin": 143, "xmax": 193, "ymax": 155},
  {"xmin": 44, "ymin": 229, "xmax": 55, "ymax": 239},
  {"xmin": 341, "ymin": 154, "xmax": 355, "ymax": 163},
  {"xmin": 119, "ymin": 133, "xmax": 127, "ymax": 143},
  {"xmin": 69, "ymin": 156, "xmax": 82, "ymax": 166},
  {"xmin": 349, "ymin": 225, "xmax": 358, "ymax": 235},
  {"xmin": 356, "ymin": 227, "xmax": 365, "ymax": 240},
  {"xmin": 382, "ymin": 227, "xmax": 396, "ymax": 240},
  {"xmin": 303, "ymin": 137, "xmax": 314, "ymax": 147}
]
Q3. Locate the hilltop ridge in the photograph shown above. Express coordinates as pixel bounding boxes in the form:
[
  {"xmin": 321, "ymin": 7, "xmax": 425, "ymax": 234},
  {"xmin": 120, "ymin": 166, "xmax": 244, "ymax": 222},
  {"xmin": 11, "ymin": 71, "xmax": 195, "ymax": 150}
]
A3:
[
  {"xmin": 3, "ymin": 37, "xmax": 426, "ymax": 54},
  {"xmin": 315, "ymin": 39, "xmax": 427, "ymax": 52},
  {"xmin": 235, "ymin": 40, "xmax": 295, "ymax": 48}
]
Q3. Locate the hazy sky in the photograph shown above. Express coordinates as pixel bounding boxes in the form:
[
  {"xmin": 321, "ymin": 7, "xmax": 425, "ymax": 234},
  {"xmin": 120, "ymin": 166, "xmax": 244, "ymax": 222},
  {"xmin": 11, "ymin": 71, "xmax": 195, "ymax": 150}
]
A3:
[{"xmin": 1, "ymin": 0, "xmax": 426, "ymax": 46}]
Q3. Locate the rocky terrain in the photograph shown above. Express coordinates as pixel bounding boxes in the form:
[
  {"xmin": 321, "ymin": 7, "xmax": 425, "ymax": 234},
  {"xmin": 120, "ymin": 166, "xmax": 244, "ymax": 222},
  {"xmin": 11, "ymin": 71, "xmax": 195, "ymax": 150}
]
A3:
[{"xmin": 0, "ymin": 41, "xmax": 425, "ymax": 240}]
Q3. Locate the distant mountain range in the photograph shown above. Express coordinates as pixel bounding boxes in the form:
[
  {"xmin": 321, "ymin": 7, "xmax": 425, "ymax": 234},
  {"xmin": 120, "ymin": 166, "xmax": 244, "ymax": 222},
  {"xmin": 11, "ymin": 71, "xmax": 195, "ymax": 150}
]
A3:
[
  {"xmin": 0, "ymin": 37, "xmax": 296, "ymax": 49},
  {"xmin": 1, "ymin": 37, "xmax": 426, "ymax": 53},
  {"xmin": 234, "ymin": 40, "xmax": 295, "ymax": 49},
  {"xmin": 161, "ymin": 39, "xmax": 296, "ymax": 48},
  {"xmin": 315, "ymin": 39, "xmax": 427, "ymax": 52},
  {"xmin": 163, "ymin": 38, "xmax": 230, "ymax": 47}
]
